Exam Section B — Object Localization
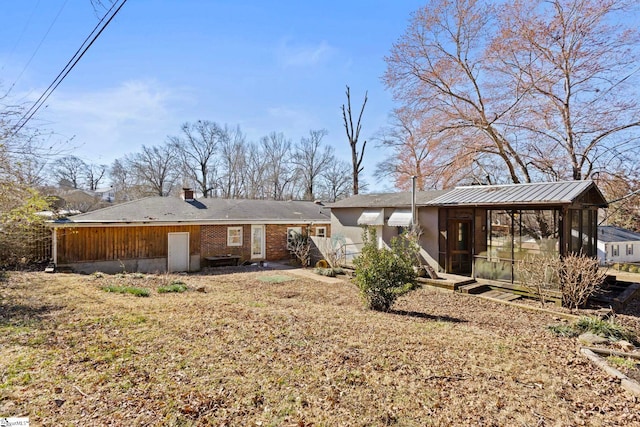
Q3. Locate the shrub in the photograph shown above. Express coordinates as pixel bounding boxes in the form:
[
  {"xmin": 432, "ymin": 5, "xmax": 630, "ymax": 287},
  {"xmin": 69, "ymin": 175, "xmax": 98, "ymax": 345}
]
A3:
[
  {"xmin": 629, "ymin": 265, "xmax": 639, "ymax": 274},
  {"xmin": 353, "ymin": 227, "xmax": 419, "ymax": 311},
  {"xmin": 314, "ymin": 267, "xmax": 336, "ymax": 277},
  {"xmin": 559, "ymin": 253, "xmax": 606, "ymax": 310},
  {"xmin": 515, "ymin": 254, "xmax": 561, "ymax": 306},
  {"xmin": 288, "ymin": 229, "xmax": 311, "ymax": 267}
]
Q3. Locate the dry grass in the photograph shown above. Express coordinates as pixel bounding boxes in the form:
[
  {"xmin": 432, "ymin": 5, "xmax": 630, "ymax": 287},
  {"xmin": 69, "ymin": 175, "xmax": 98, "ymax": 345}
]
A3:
[{"xmin": 1, "ymin": 270, "xmax": 640, "ymax": 426}]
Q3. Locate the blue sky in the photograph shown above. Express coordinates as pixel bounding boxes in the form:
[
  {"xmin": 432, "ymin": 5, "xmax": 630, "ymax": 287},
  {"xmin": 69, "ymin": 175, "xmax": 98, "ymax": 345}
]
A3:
[{"xmin": 0, "ymin": 0, "xmax": 426, "ymax": 191}]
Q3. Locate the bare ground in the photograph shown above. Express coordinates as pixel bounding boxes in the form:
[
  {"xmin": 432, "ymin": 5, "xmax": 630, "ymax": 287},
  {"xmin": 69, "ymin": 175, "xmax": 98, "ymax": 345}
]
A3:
[{"xmin": 1, "ymin": 270, "xmax": 639, "ymax": 426}]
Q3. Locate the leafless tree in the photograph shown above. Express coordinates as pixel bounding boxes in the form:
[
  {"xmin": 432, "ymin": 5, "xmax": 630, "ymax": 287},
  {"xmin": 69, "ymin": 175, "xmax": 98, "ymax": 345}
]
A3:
[
  {"xmin": 292, "ymin": 129, "xmax": 333, "ymax": 200},
  {"xmin": 342, "ymin": 86, "xmax": 368, "ymax": 195},
  {"xmin": 86, "ymin": 163, "xmax": 107, "ymax": 191},
  {"xmin": 169, "ymin": 120, "xmax": 222, "ymax": 198},
  {"xmin": 261, "ymin": 132, "xmax": 296, "ymax": 200},
  {"xmin": 218, "ymin": 125, "xmax": 247, "ymax": 198},
  {"xmin": 318, "ymin": 159, "xmax": 352, "ymax": 202},
  {"xmin": 244, "ymin": 143, "xmax": 268, "ymax": 199},
  {"xmin": 129, "ymin": 143, "xmax": 179, "ymax": 196},
  {"xmin": 384, "ymin": 0, "xmax": 640, "ymax": 186},
  {"xmin": 53, "ymin": 155, "xmax": 88, "ymax": 189}
]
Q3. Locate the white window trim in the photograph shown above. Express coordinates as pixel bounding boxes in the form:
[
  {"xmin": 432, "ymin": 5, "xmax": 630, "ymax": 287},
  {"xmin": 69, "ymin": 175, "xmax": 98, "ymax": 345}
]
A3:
[
  {"xmin": 316, "ymin": 226, "xmax": 326, "ymax": 238},
  {"xmin": 227, "ymin": 226, "xmax": 243, "ymax": 247}
]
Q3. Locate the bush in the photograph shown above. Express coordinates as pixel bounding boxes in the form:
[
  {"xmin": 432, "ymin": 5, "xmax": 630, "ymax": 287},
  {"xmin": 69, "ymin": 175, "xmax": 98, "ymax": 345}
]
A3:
[
  {"xmin": 353, "ymin": 228, "xmax": 419, "ymax": 311},
  {"xmin": 629, "ymin": 265, "xmax": 639, "ymax": 273},
  {"xmin": 515, "ymin": 254, "xmax": 561, "ymax": 306},
  {"xmin": 559, "ymin": 253, "xmax": 606, "ymax": 310}
]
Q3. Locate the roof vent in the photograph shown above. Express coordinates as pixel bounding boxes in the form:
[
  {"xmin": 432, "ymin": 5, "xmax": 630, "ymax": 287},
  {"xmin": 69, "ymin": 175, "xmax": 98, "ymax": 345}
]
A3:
[{"xmin": 182, "ymin": 188, "xmax": 195, "ymax": 201}]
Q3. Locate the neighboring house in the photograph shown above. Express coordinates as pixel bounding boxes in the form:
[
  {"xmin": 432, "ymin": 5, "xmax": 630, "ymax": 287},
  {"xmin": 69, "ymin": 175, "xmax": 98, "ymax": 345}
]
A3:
[
  {"xmin": 94, "ymin": 186, "xmax": 116, "ymax": 203},
  {"xmin": 597, "ymin": 226, "xmax": 640, "ymax": 265},
  {"xmin": 49, "ymin": 189, "xmax": 330, "ymax": 273},
  {"xmin": 329, "ymin": 180, "xmax": 607, "ymax": 284}
]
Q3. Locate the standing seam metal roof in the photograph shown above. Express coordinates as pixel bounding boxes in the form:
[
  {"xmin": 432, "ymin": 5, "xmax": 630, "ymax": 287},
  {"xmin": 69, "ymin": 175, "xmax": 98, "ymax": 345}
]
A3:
[{"xmin": 426, "ymin": 180, "xmax": 604, "ymax": 207}]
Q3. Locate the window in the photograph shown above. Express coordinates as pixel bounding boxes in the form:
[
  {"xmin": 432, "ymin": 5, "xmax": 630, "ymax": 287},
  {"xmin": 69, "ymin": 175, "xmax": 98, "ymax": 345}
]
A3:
[
  {"xmin": 227, "ymin": 227, "xmax": 242, "ymax": 246},
  {"xmin": 612, "ymin": 245, "xmax": 619, "ymax": 257},
  {"xmin": 287, "ymin": 227, "xmax": 302, "ymax": 250},
  {"xmin": 316, "ymin": 226, "xmax": 326, "ymax": 238},
  {"xmin": 627, "ymin": 244, "xmax": 634, "ymax": 256}
]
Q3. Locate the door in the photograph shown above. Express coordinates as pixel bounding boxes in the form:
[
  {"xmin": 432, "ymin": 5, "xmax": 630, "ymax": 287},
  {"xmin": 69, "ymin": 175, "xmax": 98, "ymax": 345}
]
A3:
[
  {"xmin": 251, "ymin": 225, "xmax": 265, "ymax": 259},
  {"xmin": 168, "ymin": 232, "xmax": 190, "ymax": 272},
  {"xmin": 447, "ymin": 220, "xmax": 472, "ymax": 275}
]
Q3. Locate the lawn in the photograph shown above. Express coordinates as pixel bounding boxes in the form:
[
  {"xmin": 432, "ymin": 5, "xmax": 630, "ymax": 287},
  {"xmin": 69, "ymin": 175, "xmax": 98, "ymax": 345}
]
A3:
[{"xmin": 1, "ymin": 270, "xmax": 639, "ymax": 426}]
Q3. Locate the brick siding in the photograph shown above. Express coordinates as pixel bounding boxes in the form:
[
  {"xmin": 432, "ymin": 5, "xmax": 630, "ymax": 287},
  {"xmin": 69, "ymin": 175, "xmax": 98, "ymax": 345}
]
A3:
[{"xmin": 200, "ymin": 223, "xmax": 330, "ymax": 264}]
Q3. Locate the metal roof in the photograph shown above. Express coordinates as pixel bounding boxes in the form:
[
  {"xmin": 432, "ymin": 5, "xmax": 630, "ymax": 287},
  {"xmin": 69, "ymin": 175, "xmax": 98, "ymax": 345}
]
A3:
[
  {"xmin": 328, "ymin": 190, "xmax": 451, "ymax": 209},
  {"xmin": 427, "ymin": 180, "xmax": 606, "ymax": 207},
  {"xmin": 598, "ymin": 226, "xmax": 640, "ymax": 243},
  {"xmin": 51, "ymin": 197, "xmax": 330, "ymax": 225}
]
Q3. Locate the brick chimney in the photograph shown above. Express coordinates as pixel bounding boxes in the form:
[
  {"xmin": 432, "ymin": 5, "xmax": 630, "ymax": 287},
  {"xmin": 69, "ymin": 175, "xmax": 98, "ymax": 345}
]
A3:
[{"xmin": 182, "ymin": 188, "xmax": 195, "ymax": 201}]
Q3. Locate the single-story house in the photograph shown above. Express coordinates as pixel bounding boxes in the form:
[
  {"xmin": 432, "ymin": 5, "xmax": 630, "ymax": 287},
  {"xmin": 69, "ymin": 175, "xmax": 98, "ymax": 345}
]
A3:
[
  {"xmin": 597, "ymin": 225, "xmax": 640, "ymax": 266},
  {"xmin": 49, "ymin": 190, "xmax": 330, "ymax": 273},
  {"xmin": 329, "ymin": 180, "xmax": 608, "ymax": 283}
]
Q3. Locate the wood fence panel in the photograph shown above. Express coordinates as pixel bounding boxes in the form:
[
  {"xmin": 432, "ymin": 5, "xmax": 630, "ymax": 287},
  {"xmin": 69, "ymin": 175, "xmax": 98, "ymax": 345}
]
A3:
[{"xmin": 56, "ymin": 225, "xmax": 200, "ymax": 263}]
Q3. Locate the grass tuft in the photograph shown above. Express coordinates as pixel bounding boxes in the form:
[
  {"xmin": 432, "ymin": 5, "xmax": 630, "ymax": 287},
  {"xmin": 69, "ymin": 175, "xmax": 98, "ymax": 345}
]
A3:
[
  {"xmin": 102, "ymin": 285, "xmax": 150, "ymax": 297},
  {"xmin": 548, "ymin": 316, "xmax": 637, "ymax": 343},
  {"xmin": 574, "ymin": 316, "xmax": 637, "ymax": 342},
  {"xmin": 257, "ymin": 275, "xmax": 294, "ymax": 283},
  {"xmin": 158, "ymin": 283, "xmax": 188, "ymax": 293}
]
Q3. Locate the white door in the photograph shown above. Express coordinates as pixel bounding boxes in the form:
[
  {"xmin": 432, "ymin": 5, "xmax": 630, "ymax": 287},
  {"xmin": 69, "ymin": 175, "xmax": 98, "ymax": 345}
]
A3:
[
  {"xmin": 168, "ymin": 232, "xmax": 190, "ymax": 272},
  {"xmin": 251, "ymin": 225, "xmax": 265, "ymax": 259}
]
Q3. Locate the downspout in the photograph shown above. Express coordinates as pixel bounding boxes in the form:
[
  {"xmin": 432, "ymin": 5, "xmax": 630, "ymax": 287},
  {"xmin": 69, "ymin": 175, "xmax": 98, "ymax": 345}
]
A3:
[
  {"xmin": 52, "ymin": 226, "xmax": 57, "ymax": 266},
  {"xmin": 411, "ymin": 175, "xmax": 417, "ymax": 227}
]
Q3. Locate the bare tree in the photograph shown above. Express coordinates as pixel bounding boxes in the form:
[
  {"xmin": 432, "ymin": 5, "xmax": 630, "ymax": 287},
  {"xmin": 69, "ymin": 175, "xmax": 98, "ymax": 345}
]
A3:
[
  {"xmin": 169, "ymin": 120, "xmax": 222, "ymax": 198},
  {"xmin": 244, "ymin": 143, "xmax": 268, "ymax": 199},
  {"xmin": 218, "ymin": 125, "xmax": 247, "ymax": 198},
  {"xmin": 318, "ymin": 159, "xmax": 352, "ymax": 202},
  {"xmin": 384, "ymin": 0, "xmax": 640, "ymax": 186},
  {"xmin": 86, "ymin": 163, "xmax": 107, "ymax": 191},
  {"xmin": 129, "ymin": 143, "xmax": 179, "ymax": 196},
  {"xmin": 53, "ymin": 155, "xmax": 88, "ymax": 189},
  {"xmin": 374, "ymin": 108, "xmax": 465, "ymax": 190},
  {"xmin": 261, "ymin": 132, "xmax": 296, "ymax": 200},
  {"xmin": 341, "ymin": 86, "xmax": 368, "ymax": 195},
  {"xmin": 292, "ymin": 129, "xmax": 333, "ymax": 200}
]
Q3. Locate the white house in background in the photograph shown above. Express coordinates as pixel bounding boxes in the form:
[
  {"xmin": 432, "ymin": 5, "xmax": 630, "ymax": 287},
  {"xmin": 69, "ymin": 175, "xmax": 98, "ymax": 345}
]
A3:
[{"xmin": 597, "ymin": 226, "xmax": 640, "ymax": 265}]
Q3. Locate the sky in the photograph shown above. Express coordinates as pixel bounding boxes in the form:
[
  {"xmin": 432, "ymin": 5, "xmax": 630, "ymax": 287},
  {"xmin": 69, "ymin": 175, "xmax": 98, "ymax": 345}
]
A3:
[{"xmin": 0, "ymin": 0, "xmax": 427, "ymax": 192}]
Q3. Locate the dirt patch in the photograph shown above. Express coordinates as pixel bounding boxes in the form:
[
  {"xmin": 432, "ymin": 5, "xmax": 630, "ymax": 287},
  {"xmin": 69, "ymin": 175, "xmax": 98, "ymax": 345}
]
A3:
[{"xmin": 1, "ymin": 271, "xmax": 639, "ymax": 425}]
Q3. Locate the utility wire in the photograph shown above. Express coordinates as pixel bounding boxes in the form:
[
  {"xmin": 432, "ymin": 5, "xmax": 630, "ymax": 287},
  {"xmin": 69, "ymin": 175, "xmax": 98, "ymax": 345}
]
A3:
[
  {"xmin": 5, "ymin": 0, "xmax": 68, "ymax": 96},
  {"xmin": 9, "ymin": 0, "xmax": 128, "ymax": 137}
]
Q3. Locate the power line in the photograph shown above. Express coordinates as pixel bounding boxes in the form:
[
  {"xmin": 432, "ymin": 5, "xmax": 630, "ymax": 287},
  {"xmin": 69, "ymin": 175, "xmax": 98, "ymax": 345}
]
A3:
[
  {"xmin": 9, "ymin": 0, "xmax": 128, "ymax": 137},
  {"xmin": 5, "ymin": 0, "xmax": 68, "ymax": 96}
]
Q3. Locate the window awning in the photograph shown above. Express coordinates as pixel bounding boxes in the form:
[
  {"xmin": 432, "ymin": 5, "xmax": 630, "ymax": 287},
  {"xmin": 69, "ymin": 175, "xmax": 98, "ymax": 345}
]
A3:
[
  {"xmin": 357, "ymin": 209, "xmax": 384, "ymax": 226},
  {"xmin": 387, "ymin": 209, "xmax": 413, "ymax": 227}
]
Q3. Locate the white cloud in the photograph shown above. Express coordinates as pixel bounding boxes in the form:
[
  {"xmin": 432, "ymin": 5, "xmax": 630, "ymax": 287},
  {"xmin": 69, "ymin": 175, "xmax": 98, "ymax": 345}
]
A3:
[
  {"xmin": 276, "ymin": 39, "xmax": 333, "ymax": 68},
  {"xmin": 30, "ymin": 80, "xmax": 185, "ymax": 163}
]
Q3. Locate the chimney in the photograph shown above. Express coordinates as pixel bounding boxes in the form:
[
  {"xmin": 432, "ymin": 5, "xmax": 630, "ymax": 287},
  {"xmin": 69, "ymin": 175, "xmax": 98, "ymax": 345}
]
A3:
[{"xmin": 182, "ymin": 188, "xmax": 194, "ymax": 201}]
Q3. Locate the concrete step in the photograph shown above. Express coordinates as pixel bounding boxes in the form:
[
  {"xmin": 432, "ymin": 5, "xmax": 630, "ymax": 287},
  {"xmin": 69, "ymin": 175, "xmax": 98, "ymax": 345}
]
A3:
[
  {"xmin": 479, "ymin": 289, "xmax": 522, "ymax": 302},
  {"xmin": 458, "ymin": 283, "xmax": 490, "ymax": 294}
]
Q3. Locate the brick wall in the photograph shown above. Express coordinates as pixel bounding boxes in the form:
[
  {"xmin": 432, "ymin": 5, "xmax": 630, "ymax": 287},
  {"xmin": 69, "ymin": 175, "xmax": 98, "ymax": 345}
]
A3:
[
  {"xmin": 201, "ymin": 223, "xmax": 331, "ymax": 263},
  {"xmin": 201, "ymin": 224, "xmax": 250, "ymax": 260}
]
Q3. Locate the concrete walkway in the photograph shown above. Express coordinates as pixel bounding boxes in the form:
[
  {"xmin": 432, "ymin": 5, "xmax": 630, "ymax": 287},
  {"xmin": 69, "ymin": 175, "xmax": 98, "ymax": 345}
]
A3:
[{"xmin": 266, "ymin": 262, "xmax": 347, "ymax": 284}]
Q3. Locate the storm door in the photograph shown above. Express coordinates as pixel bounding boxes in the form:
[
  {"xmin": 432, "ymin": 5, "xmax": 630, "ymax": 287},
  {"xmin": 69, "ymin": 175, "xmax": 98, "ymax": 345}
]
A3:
[{"xmin": 448, "ymin": 220, "xmax": 472, "ymax": 275}]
